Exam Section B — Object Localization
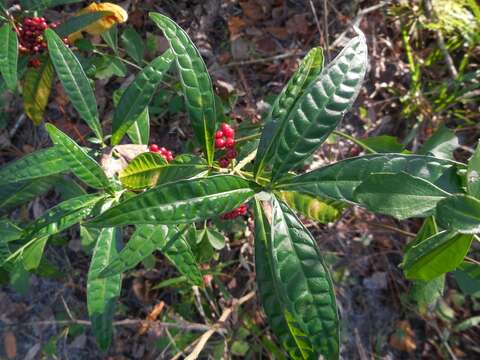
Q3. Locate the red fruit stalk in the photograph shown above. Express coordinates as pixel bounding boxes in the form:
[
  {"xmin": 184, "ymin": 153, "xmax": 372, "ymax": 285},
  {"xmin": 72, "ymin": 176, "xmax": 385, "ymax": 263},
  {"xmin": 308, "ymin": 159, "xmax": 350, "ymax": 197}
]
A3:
[{"xmin": 221, "ymin": 204, "xmax": 248, "ymax": 220}]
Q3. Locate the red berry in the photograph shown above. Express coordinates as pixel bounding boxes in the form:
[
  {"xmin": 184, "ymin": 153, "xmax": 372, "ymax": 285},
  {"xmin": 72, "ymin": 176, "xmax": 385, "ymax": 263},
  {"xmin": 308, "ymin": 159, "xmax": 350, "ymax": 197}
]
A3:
[
  {"xmin": 215, "ymin": 130, "xmax": 224, "ymax": 139},
  {"xmin": 220, "ymin": 123, "xmax": 231, "ymax": 133},
  {"xmin": 224, "ymin": 137, "xmax": 235, "ymax": 148},
  {"xmin": 223, "ymin": 126, "xmax": 234, "ymax": 138},
  {"xmin": 149, "ymin": 144, "xmax": 159, "ymax": 152},
  {"xmin": 219, "ymin": 157, "xmax": 230, "ymax": 168},
  {"xmin": 215, "ymin": 138, "xmax": 225, "ymax": 149},
  {"xmin": 28, "ymin": 58, "xmax": 41, "ymax": 68},
  {"xmin": 226, "ymin": 149, "xmax": 237, "ymax": 159}
]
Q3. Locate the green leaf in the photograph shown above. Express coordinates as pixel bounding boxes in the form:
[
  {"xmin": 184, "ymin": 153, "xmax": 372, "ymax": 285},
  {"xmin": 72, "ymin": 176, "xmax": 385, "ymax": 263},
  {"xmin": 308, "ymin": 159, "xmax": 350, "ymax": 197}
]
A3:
[
  {"xmin": 254, "ymin": 47, "xmax": 324, "ymax": 178},
  {"xmin": 266, "ymin": 31, "xmax": 368, "ymax": 182},
  {"xmin": 87, "ymin": 227, "xmax": 122, "ymax": 351},
  {"xmin": 0, "ymin": 24, "xmax": 18, "ymax": 91},
  {"xmin": 0, "ymin": 176, "xmax": 59, "ymax": 212},
  {"xmin": 419, "ymin": 126, "xmax": 458, "ymax": 160},
  {"xmin": 45, "ymin": 124, "xmax": 110, "ymax": 189},
  {"xmin": 408, "ymin": 276, "xmax": 445, "ymax": 309},
  {"xmin": 45, "ymin": 29, "xmax": 102, "ymax": 139},
  {"xmin": 56, "ymin": 11, "xmax": 113, "ymax": 38},
  {"xmin": 99, "ymin": 224, "xmax": 169, "ymax": 277},
  {"xmin": 403, "ymin": 231, "xmax": 473, "ymax": 280},
  {"xmin": 269, "ymin": 197, "xmax": 339, "ymax": 359},
  {"xmin": 111, "ymin": 50, "xmax": 174, "ymax": 145},
  {"xmin": 436, "ymin": 195, "xmax": 480, "ymax": 234},
  {"xmin": 23, "ymin": 57, "xmax": 54, "ymax": 125},
  {"xmin": 89, "ymin": 175, "xmax": 256, "ymax": 227},
  {"xmin": 126, "ymin": 107, "xmax": 150, "ymax": 145},
  {"xmin": 22, "ymin": 236, "xmax": 48, "ymax": 271},
  {"xmin": 0, "ymin": 147, "xmax": 68, "ymax": 186},
  {"xmin": 354, "ymin": 172, "xmax": 450, "ymax": 220},
  {"xmin": 101, "ymin": 25, "xmax": 118, "ymax": 53},
  {"xmin": 467, "ymin": 142, "xmax": 480, "ymax": 198},
  {"xmin": 276, "ymin": 154, "xmax": 460, "ymax": 203},
  {"xmin": 160, "ymin": 228, "xmax": 203, "ymax": 286},
  {"xmin": 202, "ymin": 228, "xmax": 225, "ymax": 250},
  {"xmin": 405, "ymin": 216, "xmax": 438, "ymax": 252},
  {"xmin": 454, "ymin": 262, "xmax": 480, "ymax": 296},
  {"xmin": 358, "ymin": 135, "xmax": 404, "ymax": 153},
  {"xmin": 23, "ymin": 194, "xmax": 103, "ymax": 239},
  {"xmin": 150, "ymin": 12, "xmax": 216, "ymax": 165},
  {"xmin": 0, "ymin": 220, "xmax": 22, "ymax": 242},
  {"xmin": 276, "ymin": 191, "xmax": 344, "ymax": 224},
  {"xmin": 120, "ymin": 28, "xmax": 145, "ymax": 64},
  {"xmin": 119, "ymin": 153, "xmax": 208, "ymax": 190},
  {"xmin": 253, "ymin": 199, "xmax": 315, "ymax": 360}
]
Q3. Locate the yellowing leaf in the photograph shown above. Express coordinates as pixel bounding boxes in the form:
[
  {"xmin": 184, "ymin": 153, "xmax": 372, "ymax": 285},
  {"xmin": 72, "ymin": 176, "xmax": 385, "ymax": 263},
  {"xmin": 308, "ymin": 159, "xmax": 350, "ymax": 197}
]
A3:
[
  {"xmin": 23, "ymin": 58, "xmax": 54, "ymax": 125},
  {"xmin": 69, "ymin": 2, "xmax": 128, "ymax": 41}
]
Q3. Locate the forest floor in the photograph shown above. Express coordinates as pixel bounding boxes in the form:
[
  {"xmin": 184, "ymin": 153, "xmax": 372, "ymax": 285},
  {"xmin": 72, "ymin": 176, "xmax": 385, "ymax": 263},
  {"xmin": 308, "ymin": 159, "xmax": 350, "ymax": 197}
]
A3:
[{"xmin": 1, "ymin": 0, "xmax": 479, "ymax": 359}]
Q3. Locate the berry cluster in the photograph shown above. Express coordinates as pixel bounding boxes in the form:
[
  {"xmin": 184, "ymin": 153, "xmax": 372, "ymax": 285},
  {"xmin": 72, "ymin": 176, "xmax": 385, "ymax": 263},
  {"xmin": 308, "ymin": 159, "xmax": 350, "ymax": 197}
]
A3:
[
  {"xmin": 149, "ymin": 144, "xmax": 174, "ymax": 162},
  {"xmin": 221, "ymin": 204, "xmax": 248, "ymax": 220},
  {"xmin": 17, "ymin": 17, "xmax": 68, "ymax": 68},
  {"xmin": 215, "ymin": 123, "xmax": 237, "ymax": 168}
]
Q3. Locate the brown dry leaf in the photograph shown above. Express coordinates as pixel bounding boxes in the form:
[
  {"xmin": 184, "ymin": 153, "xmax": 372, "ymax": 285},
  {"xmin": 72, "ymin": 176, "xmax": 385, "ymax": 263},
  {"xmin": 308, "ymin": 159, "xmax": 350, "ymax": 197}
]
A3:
[
  {"xmin": 139, "ymin": 301, "xmax": 165, "ymax": 335},
  {"xmin": 389, "ymin": 320, "xmax": 417, "ymax": 352},
  {"xmin": 265, "ymin": 26, "xmax": 289, "ymax": 40},
  {"xmin": 3, "ymin": 331, "xmax": 17, "ymax": 359},
  {"xmin": 215, "ymin": 80, "xmax": 236, "ymax": 101},
  {"xmin": 286, "ymin": 13, "xmax": 310, "ymax": 35},
  {"xmin": 228, "ymin": 16, "xmax": 247, "ymax": 40},
  {"xmin": 240, "ymin": 0, "xmax": 265, "ymax": 21},
  {"xmin": 255, "ymin": 35, "xmax": 278, "ymax": 54}
]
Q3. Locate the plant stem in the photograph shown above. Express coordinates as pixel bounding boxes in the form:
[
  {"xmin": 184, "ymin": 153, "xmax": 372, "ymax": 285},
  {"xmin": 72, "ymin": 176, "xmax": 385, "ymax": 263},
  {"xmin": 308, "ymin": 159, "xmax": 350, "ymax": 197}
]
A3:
[
  {"xmin": 332, "ymin": 130, "xmax": 377, "ymax": 154},
  {"xmin": 235, "ymin": 133, "xmax": 261, "ymax": 144}
]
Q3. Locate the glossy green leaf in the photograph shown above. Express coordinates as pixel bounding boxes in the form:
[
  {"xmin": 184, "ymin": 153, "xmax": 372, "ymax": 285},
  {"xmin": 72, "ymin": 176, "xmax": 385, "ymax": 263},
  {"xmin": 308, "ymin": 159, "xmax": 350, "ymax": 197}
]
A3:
[
  {"xmin": 403, "ymin": 231, "xmax": 473, "ymax": 280},
  {"xmin": 354, "ymin": 172, "xmax": 450, "ymax": 220},
  {"xmin": 269, "ymin": 197, "xmax": 339, "ymax": 359},
  {"xmin": 150, "ymin": 12, "xmax": 216, "ymax": 165},
  {"xmin": 0, "ymin": 24, "xmax": 18, "ymax": 91},
  {"xmin": 0, "ymin": 147, "xmax": 68, "ymax": 186},
  {"xmin": 126, "ymin": 108, "xmax": 150, "ymax": 145},
  {"xmin": 55, "ymin": 11, "xmax": 112, "ymax": 38},
  {"xmin": 408, "ymin": 276, "xmax": 445, "ymax": 309},
  {"xmin": 436, "ymin": 195, "xmax": 480, "ymax": 234},
  {"xmin": 45, "ymin": 29, "xmax": 102, "ymax": 139},
  {"xmin": 119, "ymin": 152, "xmax": 167, "ymax": 190},
  {"xmin": 418, "ymin": 126, "xmax": 458, "ymax": 160},
  {"xmin": 267, "ymin": 31, "xmax": 368, "ymax": 182},
  {"xmin": 111, "ymin": 50, "xmax": 174, "ymax": 145},
  {"xmin": 202, "ymin": 228, "xmax": 225, "ymax": 250},
  {"xmin": 467, "ymin": 142, "xmax": 480, "ymax": 198},
  {"xmin": 89, "ymin": 175, "xmax": 256, "ymax": 227},
  {"xmin": 253, "ymin": 199, "xmax": 315, "ymax": 360},
  {"xmin": 358, "ymin": 135, "xmax": 404, "ymax": 153},
  {"xmin": 23, "ymin": 194, "xmax": 103, "ymax": 239},
  {"xmin": 0, "ymin": 176, "xmax": 59, "ymax": 212},
  {"xmin": 0, "ymin": 239, "xmax": 10, "ymax": 267},
  {"xmin": 0, "ymin": 220, "xmax": 22, "ymax": 242},
  {"xmin": 119, "ymin": 152, "xmax": 209, "ymax": 190},
  {"xmin": 22, "ymin": 236, "xmax": 48, "ymax": 271},
  {"xmin": 254, "ymin": 48, "xmax": 324, "ymax": 178},
  {"xmin": 276, "ymin": 154, "xmax": 460, "ymax": 203},
  {"xmin": 121, "ymin": 28, "xmax": 145, "ymax": 64},
  {"xmin": 405, "ymin": 216, "xmax": 438, "ymax": 252},
  {"xmin": 87, "ymin": 227, "xmax": 122, "ymax": 351},
  {"xmin": 23, "ymin": 57, "xmax": 54, "ymax": 125},
  {"xmin": 160, "ymin": 228, "xmax": 203, "ymax": 286},
  {"xmin": 277, "ymin": 191, "xmax": 344, "ymax": 224},
  {"xmin": 99, "ymin": 224, "xmax": 169, "ymax": 277},
  {"xmin": 46, "ymin": 124, "xmax": 110, "ymax": 189}
]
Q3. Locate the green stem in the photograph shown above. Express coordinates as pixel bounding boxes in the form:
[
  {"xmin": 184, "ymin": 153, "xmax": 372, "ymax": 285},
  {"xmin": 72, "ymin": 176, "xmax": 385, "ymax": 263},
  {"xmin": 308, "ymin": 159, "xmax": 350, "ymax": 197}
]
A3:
[
  {"xmin": 332, "ymin": 130, "xmax": 377, "ymax": 154},
  {"xmin": 235, "ymin": 133, "xmax": 261, "ymax": 144}
]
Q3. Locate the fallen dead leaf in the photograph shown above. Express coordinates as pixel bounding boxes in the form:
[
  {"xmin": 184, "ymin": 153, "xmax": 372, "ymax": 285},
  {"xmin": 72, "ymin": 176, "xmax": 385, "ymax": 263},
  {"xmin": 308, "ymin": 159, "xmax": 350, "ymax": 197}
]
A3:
[
  {"xmin": 228, "ymin": 16, "xmax": 247, "ymax": 40},
  {"xmin": 389, "ymin": 320, "xmax": 417, "ymax": 352},
  {"xmin": 286, "ymin": 13, "xmax": 311, "ymax": 35},
  {"xmin": 240, "ymin": 0, "xmax": 265, "ymax": 21},
  {"xmin": 139, "ymin": 301, "xmax": 165, "ymax": 335},
  {"xmin": 3, "ymin": 331, "xmax": 17, "ymax": 359}
]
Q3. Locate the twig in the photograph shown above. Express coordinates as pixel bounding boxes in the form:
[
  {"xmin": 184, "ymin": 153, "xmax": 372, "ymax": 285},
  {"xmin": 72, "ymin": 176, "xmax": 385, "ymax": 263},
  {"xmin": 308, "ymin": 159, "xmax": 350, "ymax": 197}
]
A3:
[
  {"xmin": 309, "ymin": 0, "xmax": 324, "ymax": 47},
  {"xmin": 184, "ymin": 292, "xmax": 255, "ymax": 360},
  {"xmin": 431, "ymin": 321, "xmax": 458, "ymax": 360},
  {"xmin": 423, "ymin": 0, "xmax": 458, "ymax": 79},
  {"xmin": 369, "ymin": 221, "xmax": 416, "ymax": 238},
  {"xmin": 332, "ymin": 130, "xmax": 377, "ymax": 153},
  {"xmin": 322, "ymin": 0, "xmax": 330, "ymax": 60},
  {"xmin": 224, "ymin": 51, "xmax": 306, "ymax": 67},
  {"xmin": 9, "ymin": 114, "xmax": 26, "ymax": 138}
]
